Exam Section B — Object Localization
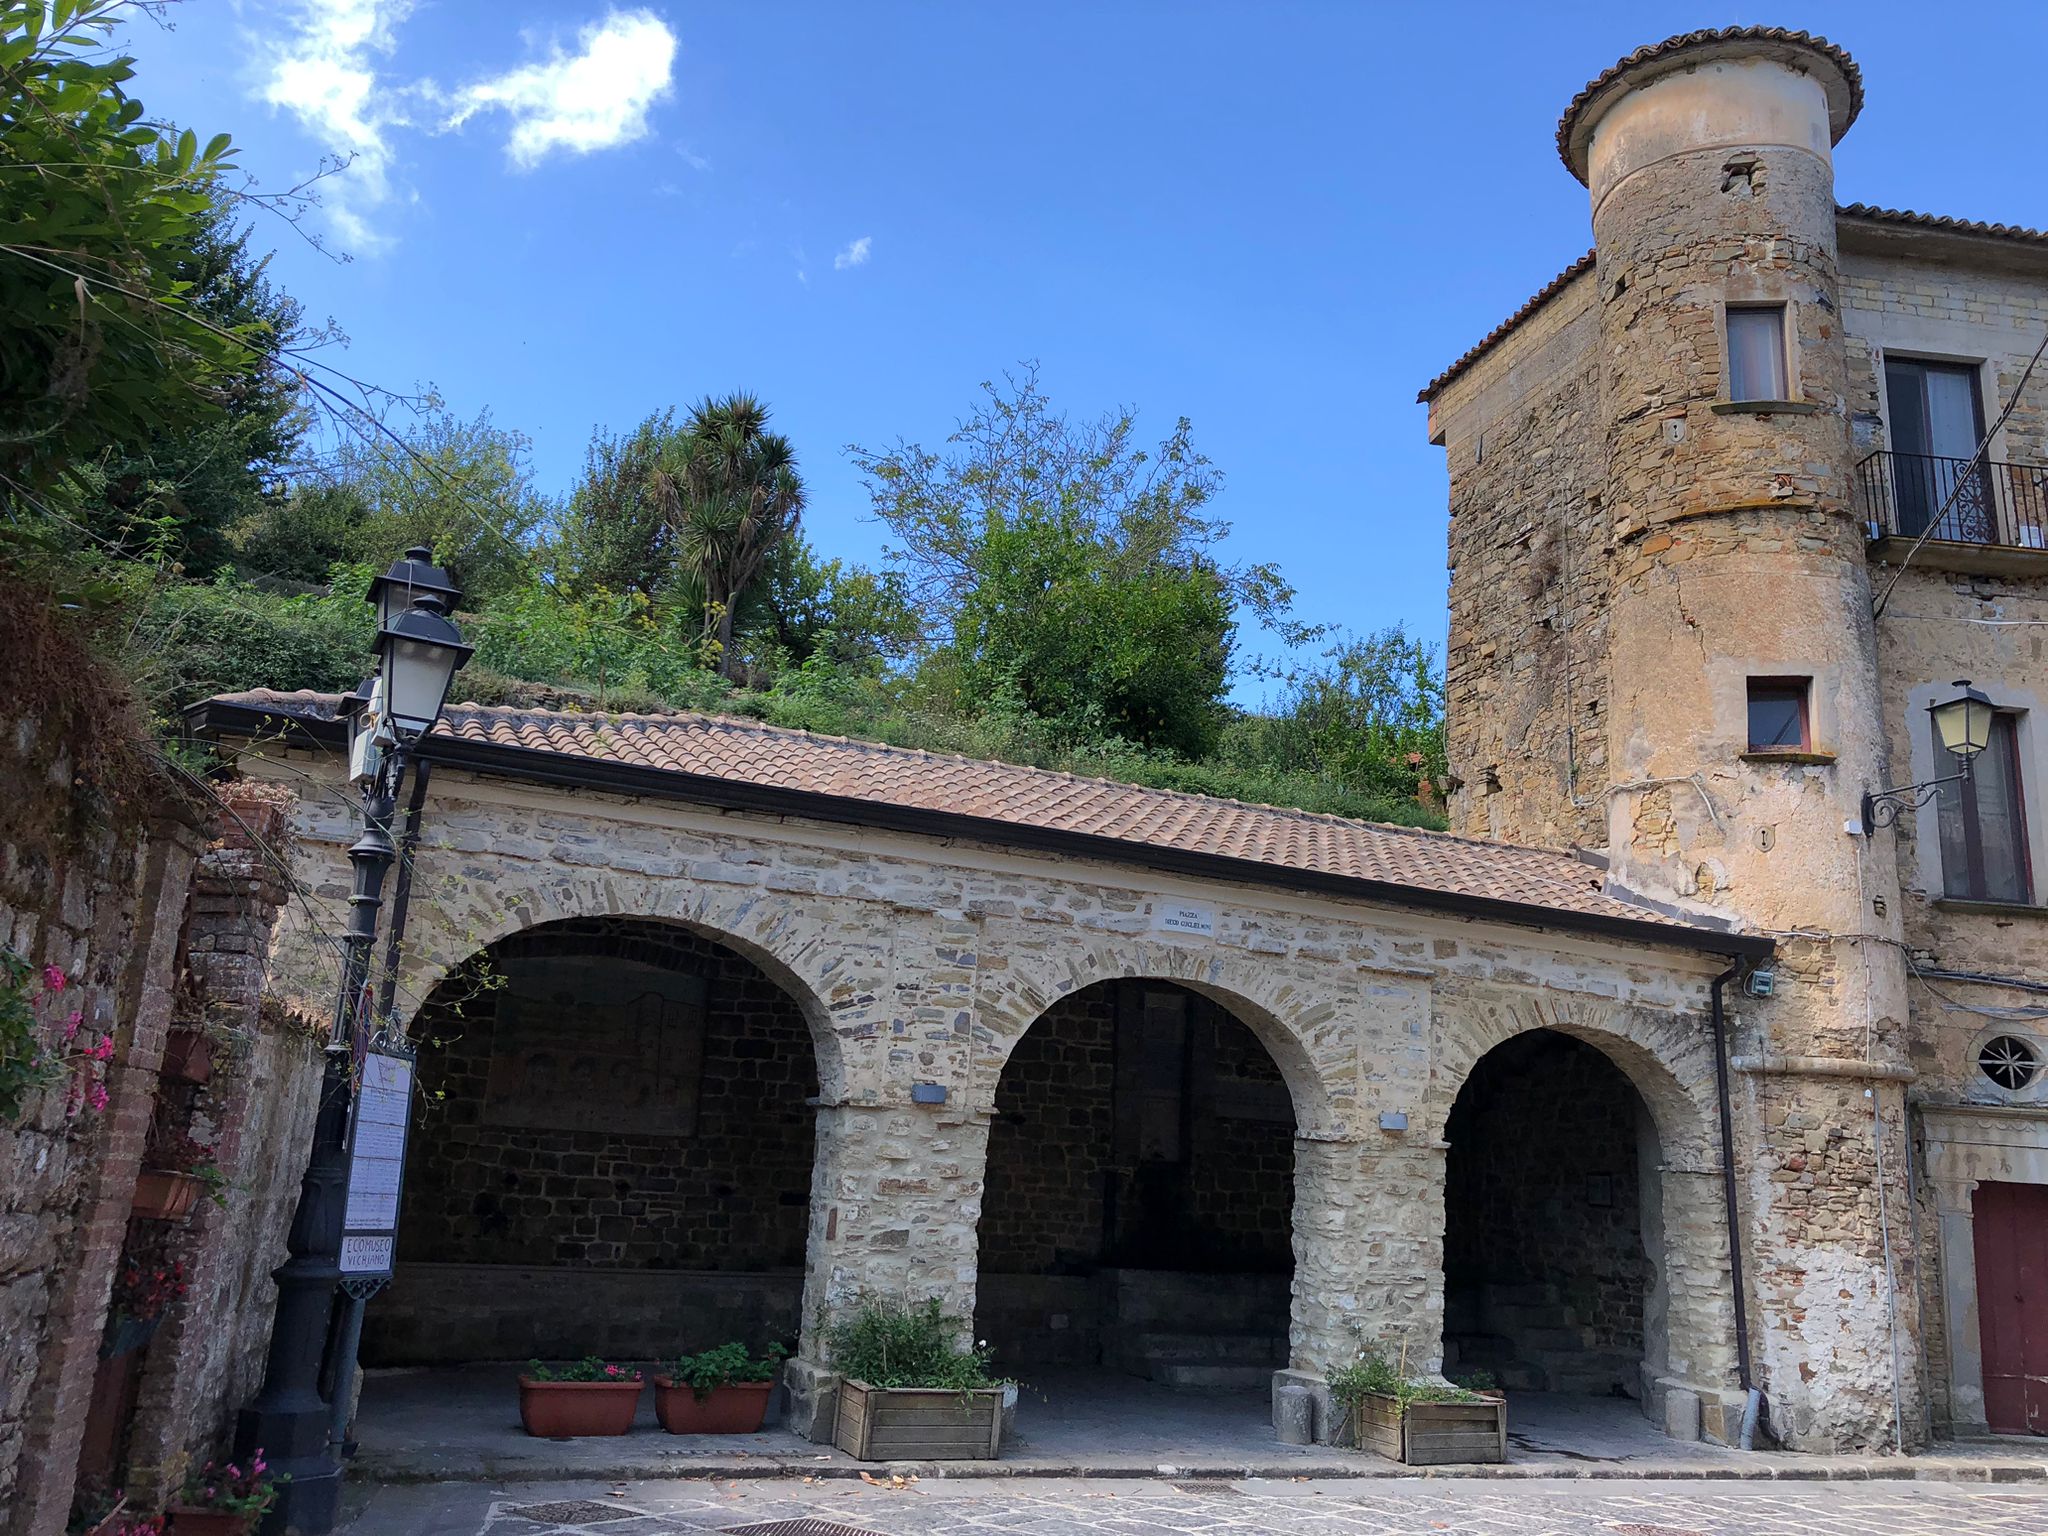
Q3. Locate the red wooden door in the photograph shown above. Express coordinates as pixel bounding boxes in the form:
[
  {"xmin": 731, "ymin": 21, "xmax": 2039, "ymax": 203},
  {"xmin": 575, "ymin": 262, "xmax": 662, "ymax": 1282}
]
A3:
[{"xmin": 1974, "ymin": 1180, "xmax": 2048, "ymax": 1435}]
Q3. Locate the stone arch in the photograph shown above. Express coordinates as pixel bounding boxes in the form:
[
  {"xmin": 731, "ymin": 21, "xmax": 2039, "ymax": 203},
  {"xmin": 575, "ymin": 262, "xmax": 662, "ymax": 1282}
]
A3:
[
  {"xmin": 383, "ymin": 861, "xmax": 854, "ymax": 1102},
  {"xmin": 1430, "ymin": 983, "xmax": 1740, "ymax": 1426},
  {"xmin": 972, "ymin": 935, "xmax": 1345, "ymax": 1136},
  {"xmin": 1425, "ymin": 988, "xmax": 1718, "ymax": 1163}
]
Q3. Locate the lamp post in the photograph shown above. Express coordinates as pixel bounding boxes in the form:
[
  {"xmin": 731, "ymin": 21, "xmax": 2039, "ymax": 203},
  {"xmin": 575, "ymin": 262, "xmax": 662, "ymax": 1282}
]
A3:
[
  {"xmin": 1861, "ymin": 680, "xmax": 1995, "ymax": 833},
  {"xmin": 236, "ymin": 552, "xmax": 469, "ymax": 1535}
]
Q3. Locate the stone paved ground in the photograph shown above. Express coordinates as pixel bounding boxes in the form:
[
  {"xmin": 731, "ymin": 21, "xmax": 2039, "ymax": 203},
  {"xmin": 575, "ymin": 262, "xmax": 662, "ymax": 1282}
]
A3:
[{"xmin": 340, "ymin": 1474, "xmax": 2048, "ymax": 1536}]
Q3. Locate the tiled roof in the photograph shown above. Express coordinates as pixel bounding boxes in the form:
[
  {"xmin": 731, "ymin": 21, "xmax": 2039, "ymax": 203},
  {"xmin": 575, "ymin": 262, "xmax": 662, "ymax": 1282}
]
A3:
[
  {"xmin": 1416, "ymin": 251, "xmax": 1596, "ymax": 403},
  {"xmin": 198, "ymin": 689, "xmax": 1751, "ymax": 950},
  {"xmin": 1556, "ymin": 28, "xmax": 1862, "ymax": 182},
  {"xmin": 1839, "ymin": 203, "xmax": 2048, "ymax": 246},
  {"xmin": 1419, "ymin": 204, "xmax": 2048, "ymax": 405}
]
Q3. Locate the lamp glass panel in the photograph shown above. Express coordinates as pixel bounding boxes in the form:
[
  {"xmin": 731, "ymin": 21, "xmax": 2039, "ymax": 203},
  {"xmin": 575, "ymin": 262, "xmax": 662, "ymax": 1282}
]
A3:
[
  {"xmin": 382, "ymin": 636, "xmax": 455, "ymax": 734},
  {"xmin": 1932, "ymin": 693, "xmax": 1994, "ymax": 757}
]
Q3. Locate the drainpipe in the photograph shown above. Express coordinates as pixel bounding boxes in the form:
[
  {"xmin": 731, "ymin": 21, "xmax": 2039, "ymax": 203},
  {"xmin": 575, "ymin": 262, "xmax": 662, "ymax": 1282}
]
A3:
[
  {"xmin": 1710, "ymin": 963, "xmax": 1764, "ymax": 1448},
  {"xmin": 326, "ymin": 758, "xmax": 433, "ymax": 1458}
]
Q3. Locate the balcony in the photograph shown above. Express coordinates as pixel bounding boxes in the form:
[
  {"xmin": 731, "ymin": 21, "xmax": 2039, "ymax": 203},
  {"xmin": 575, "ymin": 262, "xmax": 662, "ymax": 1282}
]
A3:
[{"xmin": 1859, "ymin": 449, "xmax": 2048, "ymax": 576}]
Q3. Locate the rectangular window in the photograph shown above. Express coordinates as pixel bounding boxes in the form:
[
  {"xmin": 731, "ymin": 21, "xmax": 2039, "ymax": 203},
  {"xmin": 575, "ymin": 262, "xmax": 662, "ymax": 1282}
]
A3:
[
  {"xmin": 1883, "ymin": 357, "xmax": 1994, "ymax": 541},
  {"xmin": 1936, "ymin": 712, "xmax": 2033, "ymax": 904},
  {"xmin": 1746, "ymin": 678, "xmax": 1811, "ymax": 752},
  {"xmin": 1727, "ymin": 306, "xmax": 1788, "ymax": 401}
]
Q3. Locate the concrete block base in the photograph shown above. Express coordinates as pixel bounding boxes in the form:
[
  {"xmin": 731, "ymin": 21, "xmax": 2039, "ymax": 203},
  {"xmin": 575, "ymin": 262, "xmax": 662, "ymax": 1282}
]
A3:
[{"xmin": 1272, "ymin": 1368, "xmax": 1345, "ymax": 1445}]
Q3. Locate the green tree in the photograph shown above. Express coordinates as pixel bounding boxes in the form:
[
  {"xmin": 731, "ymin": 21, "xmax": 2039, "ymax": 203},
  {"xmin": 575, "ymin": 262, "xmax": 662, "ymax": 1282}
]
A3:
[
  {"xmin": 741, "ymin": 536, "xmax": 918, "ymax": 675},
  {"xmin": 651, "ymin": 393, "xmax": 806, "ymax": 679},
  {"xmin": 850, "ymin": 368, "xmax": 1299, "ymax": 755},
  {"xmin": 0, "ymin": 0, "xmax": 252, "ymax": 506},
  {"xmin": 67, "ymin": 203, "xmax": 308, "ymax": 573},
  {"xmin": 551, "ymin": 408, "xmax": 684, "ymax": 600},
  {"xmin": 235, "ymin": 404, "xmax": 547, "ymax": 598}
]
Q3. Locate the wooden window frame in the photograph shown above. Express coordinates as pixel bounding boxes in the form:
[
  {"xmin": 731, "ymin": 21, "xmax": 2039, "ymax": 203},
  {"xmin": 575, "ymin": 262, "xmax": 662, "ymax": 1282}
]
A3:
[
  {"xmin": 1940, "ymin": 711, "xmax": 2035, "ymax": 905},
  {"xmin": 1745, "ymin": 676, "xmax": 1812, "ymax": 754}
]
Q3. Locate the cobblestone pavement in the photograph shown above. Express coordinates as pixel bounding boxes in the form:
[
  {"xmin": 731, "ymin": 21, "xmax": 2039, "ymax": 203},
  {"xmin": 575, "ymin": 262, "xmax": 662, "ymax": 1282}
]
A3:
[{"xmin": 341, "ymin": 1474, "xmax": 2048, "ymax": 1536}]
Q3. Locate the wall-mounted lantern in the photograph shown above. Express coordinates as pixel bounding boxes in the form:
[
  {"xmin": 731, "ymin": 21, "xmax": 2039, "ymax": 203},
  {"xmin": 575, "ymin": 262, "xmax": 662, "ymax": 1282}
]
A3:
[{"xmin": 1861, "ymin": 680, "xmax": 1994, "ymax": 832}]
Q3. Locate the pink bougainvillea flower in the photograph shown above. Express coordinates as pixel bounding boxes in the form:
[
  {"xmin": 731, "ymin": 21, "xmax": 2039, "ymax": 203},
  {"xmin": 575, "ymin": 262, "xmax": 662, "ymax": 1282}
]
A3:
[
  {"xmin": 88, "ymin": 1081, "xmax": 109, "ymax": 1112},
  {"xmin": 91, "ymin": 1037, "xmax": 114, "ymax": 1061},
  {"xmin": 42, "ymin": 965, "xmax": 66, "ymax": 992},
  {"xmin": 64, "ymin": 1010, "xmax": 83, "ymax": 1040}
]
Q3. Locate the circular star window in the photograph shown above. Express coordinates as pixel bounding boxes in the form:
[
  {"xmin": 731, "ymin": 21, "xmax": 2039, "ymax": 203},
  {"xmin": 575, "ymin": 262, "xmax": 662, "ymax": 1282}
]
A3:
[{"xmin": 1978, "ymin": 1034, "xmax": 2042, "ymax": 1092}]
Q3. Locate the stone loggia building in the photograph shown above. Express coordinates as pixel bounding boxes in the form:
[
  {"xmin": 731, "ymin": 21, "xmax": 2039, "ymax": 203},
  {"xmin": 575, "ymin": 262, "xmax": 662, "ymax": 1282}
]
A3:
[
  {"xmin": 183, "ymin": 26, "xmax": 2046, "ymax": 1463},
  {"xmin": 1424, "ymin": 28, "xmax": 2048, "ymax": 1443}
]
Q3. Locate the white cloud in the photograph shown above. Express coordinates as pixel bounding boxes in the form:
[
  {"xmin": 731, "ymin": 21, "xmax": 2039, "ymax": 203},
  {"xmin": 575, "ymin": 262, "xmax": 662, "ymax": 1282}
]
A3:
[
  {"xmin": 446, "ymin": 11, "xmax": 678, "ymax": 170},
  {"xmin": 833, "ymin": 235, "xmax": 872, "ymax": 271},
  {"xmin": 257, "ymin": 0, "xmax": 416, "ymax": 250}
]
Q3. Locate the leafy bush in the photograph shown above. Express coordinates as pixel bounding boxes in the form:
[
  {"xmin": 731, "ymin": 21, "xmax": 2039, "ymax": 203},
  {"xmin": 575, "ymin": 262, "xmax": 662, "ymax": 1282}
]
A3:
[
  {"xmin": 823, "ymin": 1296, "xmax": 999, "ymax": 1391},
  {"xmin": 1327, "ymin": 1349, "xmax": 1488, "ymax": 1408},
  {"xmin": 661, "ymin": 1341, "xmax": 787, "ymax": 1399},
  {"xmin": 131, "ymin": 576, "xmax": 373, "ymax": 721},
  {"xmin": 524, "ymin": 1356, "xmax": 642, "ymax": 1383}
]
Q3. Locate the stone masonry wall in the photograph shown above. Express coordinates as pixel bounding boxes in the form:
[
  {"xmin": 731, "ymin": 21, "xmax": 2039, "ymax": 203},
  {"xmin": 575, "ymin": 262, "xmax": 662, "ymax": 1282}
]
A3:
[
  {"xmin": 397, "ymin": 916, "xmax": 818, "ymax": 1275},
  {"xmin": 0, "ymin": 717, "xmax": 204, "ymax": 1536},
  {"xmin": 979, "ymin": 980, "xmax": 1295, "ymax": 1276},
  {"xmin": 239, "ymin": 753, "xmax": 1753, "ymax": 1443},
  {"xmin": 1434, "ymin": 268, "xmax": 1614, "ymax": 850}
]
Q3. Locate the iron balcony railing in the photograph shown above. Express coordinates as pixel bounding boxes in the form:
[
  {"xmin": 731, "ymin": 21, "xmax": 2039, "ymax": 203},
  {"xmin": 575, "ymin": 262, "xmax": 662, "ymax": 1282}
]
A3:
[{"xmin": 1858, "ymin": 449, "xmax": 2048, "ymax": 551}]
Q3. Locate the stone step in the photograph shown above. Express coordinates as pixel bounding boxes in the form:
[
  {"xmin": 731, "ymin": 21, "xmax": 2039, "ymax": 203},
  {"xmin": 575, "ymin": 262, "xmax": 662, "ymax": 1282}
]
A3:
[{"xmin": 1151, "ymin": 1362, "xmax": 1277, "ymax": 1390}]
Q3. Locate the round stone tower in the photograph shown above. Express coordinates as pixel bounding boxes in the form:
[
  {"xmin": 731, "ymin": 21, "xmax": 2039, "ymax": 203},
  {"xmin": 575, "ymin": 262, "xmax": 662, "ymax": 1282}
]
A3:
[{"xmin": 1564, "ymin": 30, "xmax": 1922, "ymax": 1450}]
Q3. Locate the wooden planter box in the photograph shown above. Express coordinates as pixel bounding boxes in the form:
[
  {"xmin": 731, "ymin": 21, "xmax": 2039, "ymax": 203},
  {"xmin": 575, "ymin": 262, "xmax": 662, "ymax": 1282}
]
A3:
[
  {"xmin": 832, "ymin": 1379, "xmax": 1004, "ymax": 1461},
  {"xmin": 160, "ymin": 1026, "xmax": 213, "ymax": 1084},
  {"xmin": 653, "ymin": 1377, "xmax": 774, "ymax": 1434},
  {"xmin": 132, "ymin": 1169, "xmax": 204, "ymax": 1223},
  {"xmin": 517, "ymin": 1376, "xmax": 642, "ymax": 1437},
  {"xmin": 1351, "ymin": 1391, "xmax": 1507, "ymax": 1465}
]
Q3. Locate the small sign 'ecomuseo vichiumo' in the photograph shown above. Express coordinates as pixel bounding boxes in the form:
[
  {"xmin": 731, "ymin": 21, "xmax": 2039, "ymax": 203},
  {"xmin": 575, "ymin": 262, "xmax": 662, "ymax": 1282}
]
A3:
[{"xmin": 1150, "ymin": 900, "xmax": 1217, "ymax": 938}]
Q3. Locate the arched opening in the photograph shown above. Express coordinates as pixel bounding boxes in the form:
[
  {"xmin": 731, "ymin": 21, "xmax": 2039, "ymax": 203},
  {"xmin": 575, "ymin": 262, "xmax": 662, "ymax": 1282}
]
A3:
[
  {"xmin": 1442, "ymin": 1029, "xmax": 1668, "ymax": 1412},
  {"xmin": 976, "ymin": 979, "xmax": 1297, "ymax": 1435},
  {"xmin": 360, "ymin": 915, "xmax": 820, "ymax": 1370}
]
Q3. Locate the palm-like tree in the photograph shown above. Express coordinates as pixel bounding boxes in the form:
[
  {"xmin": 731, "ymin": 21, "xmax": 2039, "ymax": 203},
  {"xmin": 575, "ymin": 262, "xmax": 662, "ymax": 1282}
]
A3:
[{"xmin": 651, "ymin": 393, "xmax": 806, "ymax": 679}]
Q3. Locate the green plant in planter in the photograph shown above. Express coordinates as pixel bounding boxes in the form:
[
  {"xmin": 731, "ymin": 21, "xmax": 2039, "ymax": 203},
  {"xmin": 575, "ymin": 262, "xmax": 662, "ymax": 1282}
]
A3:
[
  {"xmin": 824, "ymin": 1296, "xmax": 1002, "ymax": 1390},
  {"xmin": 525, "ymin": 1356, "xmax": 642, "ymax": 1383},
  {"xmin": 1327, "ymin": 1349, "xmax": 1487, "ymax": 1408},
  {"xmin": 662, "ymin": 1341, "xmax": 786, "ymax": 1400}
]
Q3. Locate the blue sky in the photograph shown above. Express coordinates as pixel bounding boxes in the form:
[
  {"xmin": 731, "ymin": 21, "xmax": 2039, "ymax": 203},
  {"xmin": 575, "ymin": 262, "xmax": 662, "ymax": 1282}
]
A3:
[{"xmin": 128, "ymin": 3, "xmax": 2047, "ymax": 699}]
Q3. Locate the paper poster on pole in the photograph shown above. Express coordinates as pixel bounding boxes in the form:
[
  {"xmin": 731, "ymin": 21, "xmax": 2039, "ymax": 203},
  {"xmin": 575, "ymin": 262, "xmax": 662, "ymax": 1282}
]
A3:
[{"xmin": 340, "ymin": 1050, "xmax": 413, "ymax": 1277}]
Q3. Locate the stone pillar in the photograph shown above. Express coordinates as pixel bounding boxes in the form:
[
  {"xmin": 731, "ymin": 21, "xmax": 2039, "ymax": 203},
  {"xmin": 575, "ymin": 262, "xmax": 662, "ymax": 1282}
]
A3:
[
  {"xmin": 126, "ymin": 785, "xmax": 318, "ymax": 1506},
  {"xmin": 1276, "ymin": 1135, "xmax": 1443, "ymax": 1443},
  {"xmin": 1565, "ymin": 31, "xmax": 1921, "ymax": 1449},
  {"xmin": 787, "ymin": 1101, "xmax": 991, "ymax": 1440}
]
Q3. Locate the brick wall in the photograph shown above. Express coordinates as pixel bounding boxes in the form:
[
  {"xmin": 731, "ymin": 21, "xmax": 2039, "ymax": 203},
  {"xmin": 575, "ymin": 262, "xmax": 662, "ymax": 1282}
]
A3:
[{"xmin": 122, "ymin": 784, "xmax": 322, "ymax": 1505}]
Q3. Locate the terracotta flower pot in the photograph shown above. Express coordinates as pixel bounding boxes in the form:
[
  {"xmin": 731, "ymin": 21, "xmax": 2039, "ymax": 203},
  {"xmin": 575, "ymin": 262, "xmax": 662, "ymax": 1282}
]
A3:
[
  {"xmin": 517, "ymin": 1376, "xmax": 642, "ymax": 1437},
  {"xmin": 160, "ymin": 1026, "xmax": 213, "ymax": 1084},
  {"xmin": 653, "ymin": 1377, "xmax": 774, "ymax": 1434},
  {"xmin": 166, "ymin": 1508, "xmax": 253, "ymax": 1536},
  {"xmin": 131, "ymin": 1169, "xmax": 204, "ymax": 1223}
]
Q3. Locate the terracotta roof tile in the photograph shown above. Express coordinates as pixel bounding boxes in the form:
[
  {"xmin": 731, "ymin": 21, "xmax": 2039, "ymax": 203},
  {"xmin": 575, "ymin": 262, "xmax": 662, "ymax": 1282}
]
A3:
[
  {"xmin": 1839, "ymin": 203, "xmax": 2048, "ymax": 246},
  {"xmin": 1556, "ymin": 28, "xmax": 1862, "ymax": 182},
  {"xmin": 201, "ymin": 689, "xmax": 1750, "ymax": 949}
]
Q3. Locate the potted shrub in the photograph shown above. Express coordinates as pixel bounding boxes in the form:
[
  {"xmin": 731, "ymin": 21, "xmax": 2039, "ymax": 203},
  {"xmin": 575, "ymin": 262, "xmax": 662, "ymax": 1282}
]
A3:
[
  {"xmin": 101, "ymin": 1258, "xmax": 188, "ymax": 1358},
  {"xmin": 825, "ymin": 1297, "xmax": 1007, "ymax": 1461},
  {"xmin": 518, "ymin": 1357, "xmax": 643, "ymax": 1437},
  {"xmin": 1328, "ymin": 1350, "xmax": 1507, "ymax": 1466},
  {"xmin": 159, "ymin": 1026, "xmax": 212, "ymax": 1085},
  {"xmin": 653, "ymin": 1342, "xmax": 786, "ymax": 1434},
  {"xmin": 167, "ymin": 1452, "xmax": 283, "ymax": 1535},
  {"xmin": 132, "ymin": 1133, "xmax": 226, "ymax": 1224}
]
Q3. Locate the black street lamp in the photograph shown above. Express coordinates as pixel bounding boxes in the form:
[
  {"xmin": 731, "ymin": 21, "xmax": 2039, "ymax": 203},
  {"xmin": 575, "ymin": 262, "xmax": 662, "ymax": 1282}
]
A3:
[
  {"xmin": 1861, "ymin": 680, "xmax": 1995, "ymax": 832},
  {"xmin": 235, "ymin": 551, "xmax": 468, "ymax": 1535}
]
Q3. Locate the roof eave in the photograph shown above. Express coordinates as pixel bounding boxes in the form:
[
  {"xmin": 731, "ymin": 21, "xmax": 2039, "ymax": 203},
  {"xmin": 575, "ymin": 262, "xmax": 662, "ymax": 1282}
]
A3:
[{"xmin": 185, "ymin": 698, "xmax": 1773, "ymax": 964}]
